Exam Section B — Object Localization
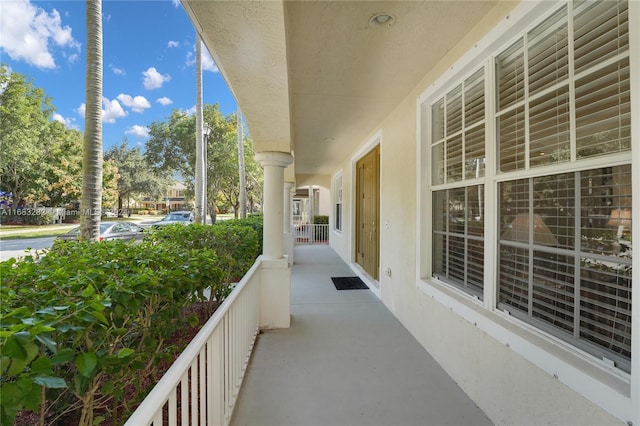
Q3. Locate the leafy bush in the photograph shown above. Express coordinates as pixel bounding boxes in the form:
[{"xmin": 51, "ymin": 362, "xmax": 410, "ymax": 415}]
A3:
[
  {"xmin": 0, "ymin": 212, "xmax": 53, "ymax": 225},
  {"xmin": 313, "ymin": 215, "xmax": 328, "ymax": 225},
  {"xmin": 216, "ymin": 213, "xmax": 263, "ymax": 255},
  {"xmin": 0, "ymin": 233, "xmax": 229, "ymax": 425}
]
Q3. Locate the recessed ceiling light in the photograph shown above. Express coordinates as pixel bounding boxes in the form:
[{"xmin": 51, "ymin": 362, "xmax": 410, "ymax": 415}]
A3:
[{"xmin": 369, "ymin": 13, "xmax": 396, "ymax": 27}]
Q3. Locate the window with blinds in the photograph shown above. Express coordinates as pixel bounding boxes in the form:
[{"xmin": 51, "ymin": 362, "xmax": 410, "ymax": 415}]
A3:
[
  {"xmin": 427, "ymin": 0, "xmax": 632, "ymax": 372},
  {"xmin": 493, "ymin": 0, "xmax": 631, "ymax": 371},
  {"xmin": 433, "ymin": 185, "xmax": 485, "ymax": 298},
  {"xmin": 431, "ymin": 67, "xmax": 486, "ymax": 296},
  {"xmin": 334, "ymin": 174, "xmax": 342, "ymax": 232}
]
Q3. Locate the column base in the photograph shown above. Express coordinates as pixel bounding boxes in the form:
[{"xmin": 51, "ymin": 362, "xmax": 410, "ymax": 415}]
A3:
[
  {"xmin": 283, "ymin": 232, "xmax": 294, "ymax": 265},
  {"xmin": 259, "ymin": 256, "xmax": 291, "ymax": 329}
]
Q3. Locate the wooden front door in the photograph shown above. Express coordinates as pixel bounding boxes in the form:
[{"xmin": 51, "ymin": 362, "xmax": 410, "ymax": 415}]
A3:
[{"xmin": 356, "ymin": 146, "xmax": 380, "ymax": 280}]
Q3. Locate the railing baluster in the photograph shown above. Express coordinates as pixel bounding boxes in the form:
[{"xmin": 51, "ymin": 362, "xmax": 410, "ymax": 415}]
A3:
[
  {"xmin": 199, "ymin": 347, "xmax": 206, "ymax": 425},
  {"xmin": 124, "ymin": 261, "xmax": 262, "ymax": 426}
]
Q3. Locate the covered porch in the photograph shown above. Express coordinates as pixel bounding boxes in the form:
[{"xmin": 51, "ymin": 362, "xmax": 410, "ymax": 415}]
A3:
[{"xmin": 230, "ymin": 244, "xmax": 491, "ymax": 426}]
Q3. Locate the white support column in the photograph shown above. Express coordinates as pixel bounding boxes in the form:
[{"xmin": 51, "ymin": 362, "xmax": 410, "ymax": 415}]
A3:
[
  {"xmin": 255, "ymin": 151, "xmax": 293, "ymax": 329},
  {"xmin": 283, "ymin": 182, "xmax": 295, "ymax": 265},
  {"xmin": 256, "ymin": 152, "xmax": 293, "ymax": 259}
]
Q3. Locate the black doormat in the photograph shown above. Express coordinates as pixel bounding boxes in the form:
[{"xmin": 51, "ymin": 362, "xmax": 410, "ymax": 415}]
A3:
[{"xmin": 331, "ymin": 276, "xmax": 369, "ymax": 290}]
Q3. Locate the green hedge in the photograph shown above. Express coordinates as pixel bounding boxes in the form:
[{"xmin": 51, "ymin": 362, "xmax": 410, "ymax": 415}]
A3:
[{"xmin": 0, "ymin": 219, "xmax": 262, "ymax": 426}]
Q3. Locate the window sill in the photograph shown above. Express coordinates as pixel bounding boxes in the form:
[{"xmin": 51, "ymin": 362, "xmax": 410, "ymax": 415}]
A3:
[{"xmin": 416, "ymin": 277, "xmax": 632, "ymax": 421}]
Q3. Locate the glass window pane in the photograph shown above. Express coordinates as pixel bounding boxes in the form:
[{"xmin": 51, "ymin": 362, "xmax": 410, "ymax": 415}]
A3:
[
  {"xmin": 432, "ymin": 98, "xmax": 445, "ymax": 142},
  {"xmin": 580, "ymin": 165, "xmax": 632, "ymax": 257},
  {"xmin": 496, "ymin": 38, "xmax": 524, "ymax": 110},
  {"xmin": 574, "ymin": 0, "xmax": 629, "ymax": 75},
  {"xmin": 498, "ymin": 106, "xmax": 526, "ymax": 172},
  {"xmin": 529, "ymin": 87, "xmax": 570, "ymax": 168},
  {"xmin": 467, "ymin": 238, "xmax": 484, "ymax": 296},
  {"xmin": 433, "ymin": 190, "xmax": 446, "ymax": 233},
  {"xmin": 465, "ymin": 124, "xmax": 485, "ymax": 179},
  {"xmin": 446, "ymin": 85, "xmax": 463, "ymax": 135},
  {"xmin": 446, "ymin": 135, "xmax": 463, "ymax": 182},
  {"xmin": 465, "ymin": 69, "xmax": 485, "ymax": 126},
  {"xmin": 532, "ymin": 250, "xmax": 575, "ymax": 333},
  {"xmin": 499, "ymin": 245, "xmax": 529, "ymax": 314},
  {"xmin": 532, "ymin": 173, "xmax": 575, "ymax": 250},
  {"xmin": 431, "ymin": 142, "xmax": 445, "ymax": 185},
  {"xmin": 580, "ymin": 260, "xmax": 632, "ymax": 361},
  {"xmin": 576, "ymin": 58, "xmax": 631, "ymax": 159},
  {"xmin": 528, "ymin": 6, "xmax": 568, "ymax": 95},
  {"xmin": 499, "ymin": 179, "xmax": 529, "ymax": 242},
  {"xmin": 467, "ymin": 185, "xmax": 484, "ymax": 236}
]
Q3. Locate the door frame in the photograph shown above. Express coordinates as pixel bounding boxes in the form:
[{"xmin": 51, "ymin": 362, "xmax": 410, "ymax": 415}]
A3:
[{"xmin": 350, "ymin": 130, "xmax": 381, "ymax": 296}]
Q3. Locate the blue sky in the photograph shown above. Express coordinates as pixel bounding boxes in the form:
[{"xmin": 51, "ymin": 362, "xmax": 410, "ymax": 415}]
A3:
[{"xmin": 0, "ymin": 0, "xmax": 237, "ymax": 151}]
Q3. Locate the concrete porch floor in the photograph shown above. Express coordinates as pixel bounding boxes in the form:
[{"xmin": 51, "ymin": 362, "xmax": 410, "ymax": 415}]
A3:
[{"xmin": 230, "ymin": 245, "xmax": 493, "ymax": 426}]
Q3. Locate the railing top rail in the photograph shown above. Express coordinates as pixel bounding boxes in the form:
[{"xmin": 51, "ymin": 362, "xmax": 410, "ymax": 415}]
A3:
[{"xmin": 124, "ymin": 258, "xmax": 262, "ymax": 425}]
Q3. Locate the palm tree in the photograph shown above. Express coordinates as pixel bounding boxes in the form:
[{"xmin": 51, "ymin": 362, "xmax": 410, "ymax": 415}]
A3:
[{"xmin": 80, "ymin": 0, "xmax": 103, "ymax": 241}]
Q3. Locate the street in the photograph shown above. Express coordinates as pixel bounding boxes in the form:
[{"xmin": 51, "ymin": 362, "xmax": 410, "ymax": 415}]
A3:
[{"xmin": 0, "ymin": 237, "xmax": 55, "ymax": 261}]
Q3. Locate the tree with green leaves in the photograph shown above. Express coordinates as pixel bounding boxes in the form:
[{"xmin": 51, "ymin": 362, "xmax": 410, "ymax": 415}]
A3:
[
  {"xmin": 0, "ymin": 65, "xmax": 53, "ymax": 207},
  {"xmin": 104, "ymin": 139, "xmax": 171, "ymax": 216},
  {"xmin": 146, "ymin": 104, "xmax": 262, "ymax": 222}
]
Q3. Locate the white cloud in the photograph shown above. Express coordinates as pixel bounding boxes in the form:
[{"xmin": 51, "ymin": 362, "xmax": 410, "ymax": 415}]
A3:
[
  {"xmin": 76, "ymin": 97, "xmax": 127, "ymax": 123},
  {"xmin": 116, "ymin": 93, "xmax": 151, "ymax": 113},
  {"xmin": 167, "ymin": 40, "xmax": 179, "ymax": 48},
  {"xmin": 172, "ymin": 0, "xmax": 181, "ymax": 8},
  {"xmin": 157, "ymin": 97, "xmax": 173, "ymax": 106},
  {"xmin": 52, "ymin": 113, "xmax": 78, "ymax": 129},
  {"xmin": 125, "ymin": 125, "xmax": 150, "ymax": 139},
  {"xmin": 142, "ymin": 67, "xmax": 171, "ymax": 90},
  {"xmin": 186, "ymin": 43, "xmax": 219, "ymax": 73},
  {"xmin": 110, "ymin": 64, "xmax": 126, "ymax": 76},
  {"xmin": 102, "ymin": 98, "xmax": 127, "ymax": 123},
  {"xmin": 0, "ymin": 0, "xmax": 81, "ymax": 69}
]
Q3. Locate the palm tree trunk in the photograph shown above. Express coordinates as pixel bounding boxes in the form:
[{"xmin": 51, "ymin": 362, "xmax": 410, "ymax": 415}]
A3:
[
  {"xmin": 80, "ymin": 0, "xmax": 103, "ymax": 240},
  {"xmin": 237, "ymin": 108, "xmax": 247, "ymax": 219},
  {"xmin": 194, "ymin": 33, "xmax": 206, "ymax": 224}
]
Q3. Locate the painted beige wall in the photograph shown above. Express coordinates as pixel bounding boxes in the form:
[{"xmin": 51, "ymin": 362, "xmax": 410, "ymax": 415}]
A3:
[{"xmin": 331, "ymin": 1, "xmax": 623, "ymax": 424}]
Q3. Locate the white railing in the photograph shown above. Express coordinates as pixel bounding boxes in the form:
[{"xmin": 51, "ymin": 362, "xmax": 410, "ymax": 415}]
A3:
[
  {"xmin": 294, "ymin": 223, "xmax": 329, "ymax": 245},
  {"xmin": 124, "ymin": 260, "xmax": 262, "ymax": 426}
]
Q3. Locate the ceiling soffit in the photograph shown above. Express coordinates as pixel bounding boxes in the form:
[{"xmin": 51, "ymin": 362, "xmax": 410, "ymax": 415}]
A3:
[
  {"xmin": 182, "ymin": 0, "xmax": 292, "ymax": 154},
  {"xmin": 184, "ymin": 1, "xmax": 501, "ymax": 175}
]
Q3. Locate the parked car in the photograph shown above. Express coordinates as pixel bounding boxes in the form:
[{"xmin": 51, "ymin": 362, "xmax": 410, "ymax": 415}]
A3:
[
  {"xmin": 57, "ymin": 222, "xmax": 145, "ymax": 242},
  {"xmin": 151, "ymin": 211, "xmax": 194, "ymax": 227}
]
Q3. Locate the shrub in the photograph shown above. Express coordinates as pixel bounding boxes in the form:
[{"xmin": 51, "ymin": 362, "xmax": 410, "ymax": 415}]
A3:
[
  {"xmin": 0, "ymin": 236, "xmax": 225, "ymax": 426},
  {"xmin": 313, "ymin": 215, "xmax": 328, "ymax": 225}
]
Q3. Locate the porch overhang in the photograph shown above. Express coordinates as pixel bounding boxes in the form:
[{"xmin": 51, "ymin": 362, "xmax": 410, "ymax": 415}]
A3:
[{"xmin": 181, "ymin": 0, "xmax": 506, "ymax": 178}]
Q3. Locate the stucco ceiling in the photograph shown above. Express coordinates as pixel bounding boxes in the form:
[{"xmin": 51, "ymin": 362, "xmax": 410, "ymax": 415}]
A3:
[{"xmin": 182, "ymin": 0, "xmax": 501, "ymax": 177}]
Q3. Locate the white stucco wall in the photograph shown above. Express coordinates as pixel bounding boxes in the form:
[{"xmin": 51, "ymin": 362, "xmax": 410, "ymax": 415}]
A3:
[{"xmin": 330, "ymin": 1, "xmax": 635, "ymax": 424}]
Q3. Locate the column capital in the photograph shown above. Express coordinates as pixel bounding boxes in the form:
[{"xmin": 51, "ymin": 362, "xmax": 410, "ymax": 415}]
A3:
[
  {"xmin": 284, "ymin": 181, "xmax": 295, "ymax": 191},
  {"xmin": 255, "ymin": 151, "xmax": 293, "ymax": 168}
]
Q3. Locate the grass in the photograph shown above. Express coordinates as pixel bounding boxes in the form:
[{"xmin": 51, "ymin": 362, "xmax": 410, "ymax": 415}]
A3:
[{"xmin": 0, "ymin": 229, "xmax": 70, "ymax": 240}]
